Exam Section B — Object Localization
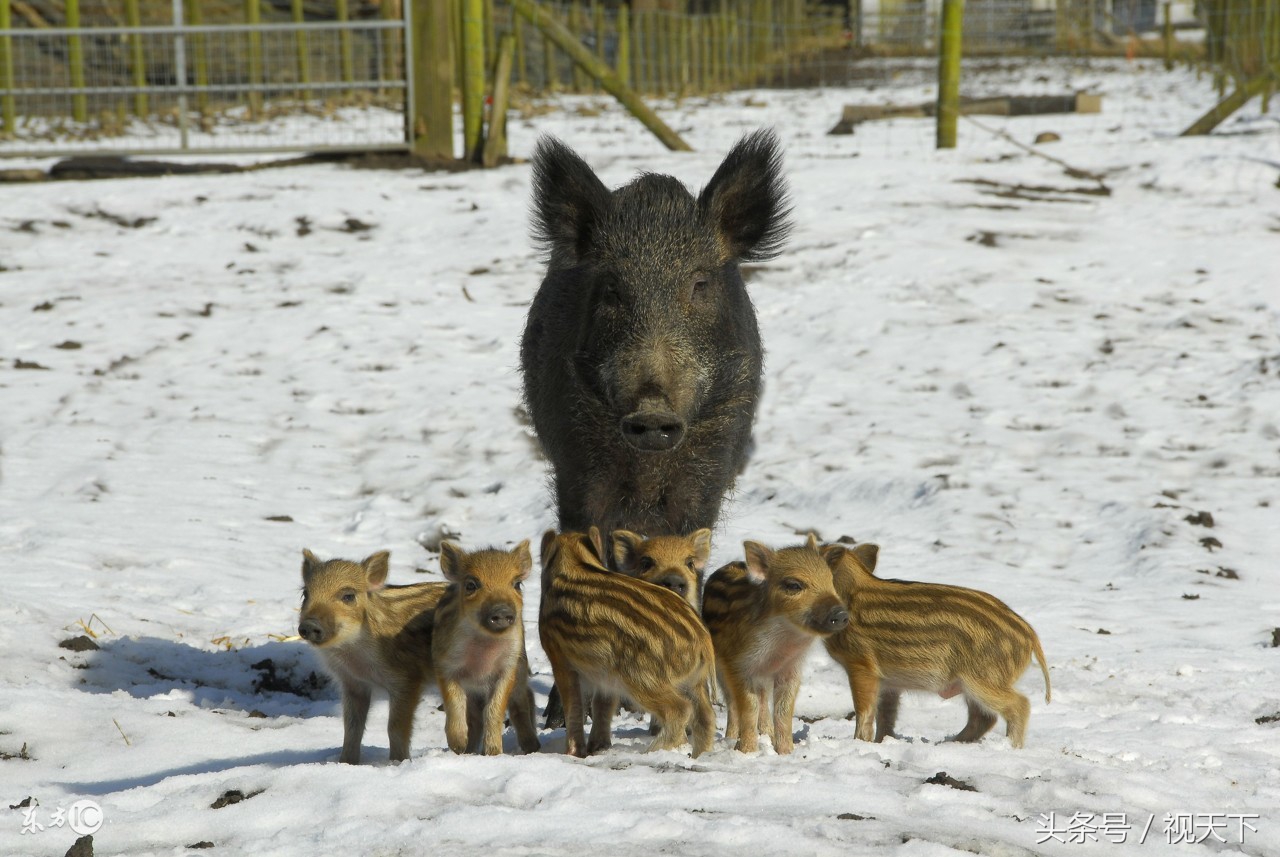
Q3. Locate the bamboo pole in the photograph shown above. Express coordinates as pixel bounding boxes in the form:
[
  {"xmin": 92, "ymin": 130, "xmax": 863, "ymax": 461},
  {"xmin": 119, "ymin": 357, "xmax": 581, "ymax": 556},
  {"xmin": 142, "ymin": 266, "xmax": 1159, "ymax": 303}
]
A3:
[
  {"xmin": 453, "ymin": 0, "xmax": 465, "ymax": 94},
  {"xmin": 1181, "ymin": 72, "xmax": 1268, "ymax": 135},
  {"xmin": 0, "ymin": 0, "xmax": 14, "ymax": 132},
  {"xmin": 411, "ymin": 0, "xmax": 454, "ymax": 158},
  {"xmin": 571, "ymin": 2, "xmax": 586, "ymax": 91},
  {"xmin": 484, "ymin": 0, "xmax": 495, "ymax": 63},
  {"xmin": 616, "ymin": 2, "xmax": 629, "ymax": 87},
  {"xmin": 482, "ymin": 32, "xmax": 514, "ymax": 167},
  {"xmin": 936, "ymin": 0, "xmax": 963, "ymax": 149},
  {"xmin": 461, "ymin": 0, "xmax": 485, "ymax": 161},
  {"xmin": 678, "ymin": 12, "xmax": 690, "ymax": 95},
  {"xmin": 66, "ymin": 0, "xmax": 86, "ymax": 122},
  {"xmin": 511, "ymin": 0, "xmax": 691, "ymax": 150},
  {"xmin": 1162, "ymin": 1, "xmax": 1173, "ymax": 70},
  {"xmin": 245, "ymin": 0, "xmax": 263, "ymax": 117},
  {"xmin": 657, "ymin": 11, "xmax": 670, "ymax": 94},
  {"xmin": 124, "ymin": 0, "xmax": 147, "ymax": 117},
  {"xmin": 185, "ymin": 0, "xmax": 209, "ymax": 112}
]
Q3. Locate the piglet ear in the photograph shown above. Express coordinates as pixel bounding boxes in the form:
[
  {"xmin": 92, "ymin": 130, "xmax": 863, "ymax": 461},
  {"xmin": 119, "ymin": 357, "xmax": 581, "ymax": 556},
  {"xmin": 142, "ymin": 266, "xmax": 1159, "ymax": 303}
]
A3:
[
  {"xmin": 301, "ymin": 549, "xmax": 324, "ymax": 582},
  {"xmin": 611, "ymin": 530, "xmax": 644, "ymax": 574},
  {"xmin": 539, "ymin": 529, "xmax": 559, "ymax": 570},
  {"xmin": 362, "ymin": 551, "xmax": 390, "ymax": 589},
  {"xmin": 587, "ymin": 526, "xmax": 608, "ymax": 568},
  {"xmin": 804, "ymin": 532, "xmax": 820, "ymax": 553},
  {"xmin": 690, "ymin": 529, "xmax": 713, "ymax": 570},
  {"xmin": 512, "ymin": 539, "xmax": 533, "ymax": 581},
  {"xmin": 698, "ymin": 129, "xmax": 792, "ymax": 263},
  {"xmin": 850, "ymin": 543, "xmax": 880, "ymax": 574},
  {"xmin": 438, "ymin": 542, "xmax": 464, "ymax": 582},
  {"xmin": 742, "ymin": 541, "xmax": 774, "ymax": 584},
  {"xmin": 820, "ymin": 544, "xmax": 845, "ymax": 568},
  {"xmin": 531, "ymin": 136, "xmax": 611, "ymax": 267}
]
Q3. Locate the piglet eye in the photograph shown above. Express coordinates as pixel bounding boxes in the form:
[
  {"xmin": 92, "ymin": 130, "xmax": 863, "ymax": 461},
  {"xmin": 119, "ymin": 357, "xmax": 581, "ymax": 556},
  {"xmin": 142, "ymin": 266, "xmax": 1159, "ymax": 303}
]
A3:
[
  {"xmin": 340, "ymin": 591, "xmax": 357, "ymax": 604},
  {"xmin": 781, "ymin": 579, "xmax": 803, "ymax": 594},
  {"xmin": 685, "ymin": 559, "xmax": 696, "ymax": 571},
  {"xmin": 464, "ymin": 579, "xmax": 480, "ymax": 594},
  {"xmin": 639, "ymin": 557, "xmax": 656, "ymax": 572},
  {"xmin": 514, "ymin": 580, "xmax": 523, "ymax": 591},
  {"xmin": 691, "ymin": 275, "xmax": 710, "ymax": 298}
]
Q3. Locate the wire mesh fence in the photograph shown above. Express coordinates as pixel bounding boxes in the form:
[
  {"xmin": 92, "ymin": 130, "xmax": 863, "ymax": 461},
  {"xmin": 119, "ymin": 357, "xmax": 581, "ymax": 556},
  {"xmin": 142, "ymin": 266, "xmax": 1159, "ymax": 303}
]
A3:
[{"xmin": 0, "ymin": 2, "xmax": 410, "ymax": 155}]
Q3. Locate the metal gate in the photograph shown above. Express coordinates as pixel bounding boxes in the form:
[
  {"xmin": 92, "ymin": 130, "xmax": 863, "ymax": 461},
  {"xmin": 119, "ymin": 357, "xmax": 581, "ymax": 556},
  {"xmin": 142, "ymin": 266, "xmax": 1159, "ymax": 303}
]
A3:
[{"xmin": 0, "ymin": 0, "xmax": 413, "ymax": 158}]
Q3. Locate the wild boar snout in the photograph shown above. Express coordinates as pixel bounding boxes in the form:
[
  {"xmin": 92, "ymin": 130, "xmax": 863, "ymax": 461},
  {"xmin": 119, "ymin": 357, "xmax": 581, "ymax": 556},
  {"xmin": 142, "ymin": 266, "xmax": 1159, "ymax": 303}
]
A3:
[
  {"xmin": 298, "ymin": 617, "xmax": 327, "ymax": 645},
  {"xmin": 483, "ymin": 602, "xmax": 517, "ymax": 632},
  {"xmin": 620, "ymin": 406, "xmax": 686, "ymax": 452}
]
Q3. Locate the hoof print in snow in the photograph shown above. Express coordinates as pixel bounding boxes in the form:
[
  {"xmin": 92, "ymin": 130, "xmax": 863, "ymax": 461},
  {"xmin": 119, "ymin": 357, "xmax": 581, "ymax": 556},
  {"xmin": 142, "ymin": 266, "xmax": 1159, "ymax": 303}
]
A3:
[
  {"xmin": 1181, "ymin": 593, "xmax": 1201, "ymax": 601},
  {"xmin": 65, "ymin": 834, "xmax": 94, "ymax": 857},
  {"xmin": 59, "ymin": 635, "xmax": 100, "ymax": 652},
  {"xmin": 968, "ymin": 231, "xmax": 1000, "ymax": 247},
  {"xmin": 1184, "ymin": 511, "xmax": 1215, "ymax": 527},
  {"xmin": 211, "ymin": 789, "xmax": 261, "ymax": 809},
  {"xmin": 837, "ymin": 812, "xmax": 875, "ymax": 821},
  {"xmin": 187, "ymin": 842, "xmax": 216, "ymax": 850},
  {"xmin": 1199, "ymin": 536, "xmax": 1223, "ymax": 551},
  {"xmin": 924, "ymin": 772, "xmax": 977, "ymax": 792}
]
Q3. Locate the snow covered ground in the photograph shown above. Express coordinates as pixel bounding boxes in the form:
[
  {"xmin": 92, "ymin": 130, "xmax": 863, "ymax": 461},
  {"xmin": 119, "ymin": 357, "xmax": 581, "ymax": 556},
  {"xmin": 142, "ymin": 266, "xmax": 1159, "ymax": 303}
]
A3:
[{"xmin": 2, "ymin": 57, "xmax": 1278, "ymax": 856}]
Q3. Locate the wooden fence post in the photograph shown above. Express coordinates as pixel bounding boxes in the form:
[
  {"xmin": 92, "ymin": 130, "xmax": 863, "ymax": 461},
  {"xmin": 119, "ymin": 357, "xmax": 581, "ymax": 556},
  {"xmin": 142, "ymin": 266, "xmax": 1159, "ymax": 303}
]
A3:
[
  {"xmin": 936, "ymin": 0, "xmax": 963, "ymax": 148},
  {"xmin": 336, "ymin": 0, "xmax": 355, "ymax": 99},
  {"xmin": 292, "ymin": 0, "xmax": 310, "ymax": 103},
  {"xmin": 412, "ymin": 0, "xmax": 454, "ymax": 158},
  {"xmin": 482, "ymin": 32, "xmax": 514, "ymax": 167},
  {"xmin": 186, "ymin": 0, "xmax": 209, "ymax": 111},
  {"xmin": 461, "ymin": 0, "xmax": 485, "ymax": 161},
  {"xmin": 0, "ymin": 0, "xmax": 14, "ymax": 132},
  {"xmin": 245, "ymin": 0, "xmax": 263, "ymax": 117},
  {"xmin": 66, "ymin": 0, "xmax": 87, "ymax": 121},
  {"xmin": 616, "ymin": 2, "xmax": 629, "ymax": 86},
  {"xmin": 124, "ymin": 0, "xmax": 148, "ymax": 117}
]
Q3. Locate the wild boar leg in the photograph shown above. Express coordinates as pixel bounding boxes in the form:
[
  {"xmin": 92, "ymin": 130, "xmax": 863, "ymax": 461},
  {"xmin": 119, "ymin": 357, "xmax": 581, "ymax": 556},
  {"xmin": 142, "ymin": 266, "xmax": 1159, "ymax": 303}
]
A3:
[
  {"xmin": 771, "ymin": 667, "xmax": 803, "ymax": 755},
  {"xmin": 507, "ymin": 653, "xmax": 542, "ymax": 754},
  {"xmin": 952, "ymin": 697, "xmax": 998, "ymax": 743},
  {"xmin": 587, "ymin": 691, "xmax": 617, "ymax": 754},
  {"xmin": 875, "ymin": 689, "xmax": 902, "ymax": 742},
  {"xmin": 849, "ymin": 663, "xmax": 881, "ymax": 743},
  {"xmin": 340, "ymin": 684, "xmax": 372, "ymax": 764},
  {"xmin": 387, "ymin": 680, "xmax": 424, "ymax": 762}
]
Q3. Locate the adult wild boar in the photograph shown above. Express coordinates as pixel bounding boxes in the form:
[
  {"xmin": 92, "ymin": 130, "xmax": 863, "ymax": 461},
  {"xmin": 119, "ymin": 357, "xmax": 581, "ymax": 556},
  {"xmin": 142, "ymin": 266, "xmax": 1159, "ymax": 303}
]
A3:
[{"xmin": 520, "ymin": 130, "xmax": 791, "ymax": 540}]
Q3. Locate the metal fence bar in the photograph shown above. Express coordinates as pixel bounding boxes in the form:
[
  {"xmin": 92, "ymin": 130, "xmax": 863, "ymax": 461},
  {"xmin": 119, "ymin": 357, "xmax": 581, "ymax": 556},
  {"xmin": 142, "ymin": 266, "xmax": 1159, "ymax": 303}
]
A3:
[
  {"xmin": 0, "ymin": 81, "xmax": 408, "ymax": 97},
  {"xmin": 0, "ymin": 21, "xmax": 409, "ymax": 38}
]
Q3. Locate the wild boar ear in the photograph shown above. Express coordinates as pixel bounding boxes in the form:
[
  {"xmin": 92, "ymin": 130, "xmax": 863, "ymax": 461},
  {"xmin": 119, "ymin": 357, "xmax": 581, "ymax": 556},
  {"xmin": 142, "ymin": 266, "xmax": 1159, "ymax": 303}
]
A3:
[
  {"xmin": 362, "ymin": 551, "xmax": 390, "ymax": 589},
  {"xmin": 742, "ymin": 541, "xmax": 774, "ymax": 583},
  {"xmin": 531, "ymin": 136, "xmax": 611, "ymax": 266},
  {"xmin": 611, "ymin": 530, "xmax": 643, "ymax": 573},
  {"xmin": 850, "ymin": 543, "xmax": 880, "ymax": 574},
  {"xmin": 690, "ymin": 528, "xmax": 713, "ymax": 569},
  {"xmin": 698, "ymin": 128, "xmax": 792, "ymax": 263},
  {"xmin": 438, "ymin": 541, "xmax": 465, "ymax": 582},
  {"xmin": 804, "ymin": 532, "xmax": 820, "ymax": 553},
  {"xmin": 513, "ymin": 539, "xmax": 533, "ymax": 580},
  {"xmin": 301, "ymin": 549, "xmax": 323, "ymax": 582},
  {"xmin": 539, "ymin": 529, "xmax": 559, "ymax": 569}
]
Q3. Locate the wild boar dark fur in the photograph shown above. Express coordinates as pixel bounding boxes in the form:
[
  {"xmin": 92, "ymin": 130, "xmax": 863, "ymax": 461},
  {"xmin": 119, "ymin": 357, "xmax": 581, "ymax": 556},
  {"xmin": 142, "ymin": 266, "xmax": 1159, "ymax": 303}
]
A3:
[{"xmin": 520, "ymin": 131, "xmax": 791, "ymax": 538}]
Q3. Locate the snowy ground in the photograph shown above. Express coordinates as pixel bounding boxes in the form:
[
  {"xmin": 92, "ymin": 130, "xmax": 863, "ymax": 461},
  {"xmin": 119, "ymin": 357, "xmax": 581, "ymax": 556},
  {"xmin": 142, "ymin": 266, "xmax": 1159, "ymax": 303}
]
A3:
[{"xmin": 2, "ymin": 57, "xmax": 1279, "ymax": 857}]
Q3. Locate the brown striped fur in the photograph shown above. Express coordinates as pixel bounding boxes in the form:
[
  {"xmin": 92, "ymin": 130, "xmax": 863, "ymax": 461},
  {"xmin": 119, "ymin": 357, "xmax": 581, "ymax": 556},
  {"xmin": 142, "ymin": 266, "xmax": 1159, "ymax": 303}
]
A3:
[
  {"xmin": 538, "ymin": 528, "xmax": 716, "ymax": 758},
  {"xmin": 611, "ymin": 528, "xmax": 712, "ymax": 611},
  {"xmin": 298, "ymin": 549, "xmax": 446, "ymax": 764},
  {"xmin": 822, "ymin": 543, "xmax": 1051, "ymax": 749},
  {"xmin": 701, "ymin": 534, "xmax": 850, "ymax": 753},
  {"xmin": 432, "ymin": 541, "xmax": 541, "ymax": 756}
]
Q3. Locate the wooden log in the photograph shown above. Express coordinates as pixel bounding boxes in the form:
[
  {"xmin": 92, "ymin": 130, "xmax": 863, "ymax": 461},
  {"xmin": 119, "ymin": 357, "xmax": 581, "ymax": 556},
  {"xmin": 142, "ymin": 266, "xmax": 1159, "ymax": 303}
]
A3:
[
  {"xmin": 511, "ymin": 0, "xmax": 691, "ymax": 151},
  {"xmin": 482, "ymin": 32, "xmax": 514, "ymax": 167},
  {"xmin": 411, "ymin": 0, "xmax": 453, "ymax": 158}
]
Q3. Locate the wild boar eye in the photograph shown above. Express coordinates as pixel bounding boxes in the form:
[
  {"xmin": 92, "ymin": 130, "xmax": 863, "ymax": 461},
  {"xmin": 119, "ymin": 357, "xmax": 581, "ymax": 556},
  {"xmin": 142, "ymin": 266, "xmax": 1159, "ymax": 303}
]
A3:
[
  {"xmin": 339, "ymin": 590, "xmax": 357, "ymax": 604},
  {"xmin": 781, "ymin": 579, "xmax": 803, "ymax": 594},
  {"xmin": 514, "ymin": 580, "xmax": 523, "ymax": 591},
  {"xmin": 639, "ymin": 556, "xmax": 656, "ymax": 572},
  {"xmin": 685, "ymin": 558, "xmax": 696, "ymax": 570},
  {"xmin": 464, "ymin": 578, "xmax": 480, "ymax": 594},
  {"xmin": 690, "ymin": 274, "xmax": 711, "ymax": 299}
]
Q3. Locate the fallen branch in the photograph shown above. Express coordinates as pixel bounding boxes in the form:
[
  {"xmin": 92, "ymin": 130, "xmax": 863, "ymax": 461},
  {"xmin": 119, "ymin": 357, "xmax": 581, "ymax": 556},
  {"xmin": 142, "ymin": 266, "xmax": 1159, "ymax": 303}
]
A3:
[{"xmin": 961, "ymin": 114, "xmax": 1110, "ymax": 192}]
